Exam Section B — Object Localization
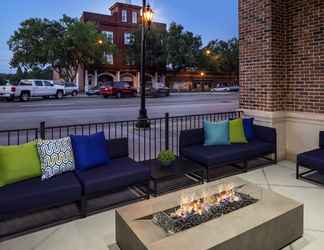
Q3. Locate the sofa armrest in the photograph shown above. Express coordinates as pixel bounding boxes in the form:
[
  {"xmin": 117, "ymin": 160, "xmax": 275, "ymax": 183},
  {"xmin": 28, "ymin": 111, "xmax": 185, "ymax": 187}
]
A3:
[
  {"xmin": 106, "ymin": 138, "xmax": 129, "ymax": 159},
  {"xmin": 319, "ymin": 132, "xmax": 324, "ymax": 148},
  {"xmin": 254, "ymin": 125, "xmax": 277, "ymax": 145},
  {"xmin": 179, "ymin": 128, "xmax": 204, "ymax": 154}
]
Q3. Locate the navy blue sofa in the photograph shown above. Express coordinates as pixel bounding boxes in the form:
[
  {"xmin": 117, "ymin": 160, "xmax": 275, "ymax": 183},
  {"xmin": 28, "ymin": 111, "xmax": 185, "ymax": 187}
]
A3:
[
  {"xmin": 0, "ymin": 172, "xmax": 82, "ymax": 220},
  {"xmin": 77, "ymin": 138, "xmax": 150, "ymax": 216},
  {"xmin": 0, "ymin": 138, "xmax": 150, "ymax": 239},
  {"xmin": 179, "ymin": 125, "xmax": 277, "ymax": 181},
  {"xmin": 296, "ymin": 132, "xmax": 324, "ymax": 183}
]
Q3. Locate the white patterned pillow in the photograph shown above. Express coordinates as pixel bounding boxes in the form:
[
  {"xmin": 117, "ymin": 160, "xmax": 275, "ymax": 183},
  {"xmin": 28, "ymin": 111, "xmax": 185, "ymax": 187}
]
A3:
[{"xmin": 37, "ymin": 137, "xmax": 75, "ymax": 180}]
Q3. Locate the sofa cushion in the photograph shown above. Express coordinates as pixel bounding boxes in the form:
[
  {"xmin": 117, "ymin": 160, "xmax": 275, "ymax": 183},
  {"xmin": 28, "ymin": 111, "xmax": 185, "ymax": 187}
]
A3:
[
  {"xmin": 229, "ymin": 119, "xmax": 248, "ymax": 144},
  {"xmin": 76, "ymin": 157, "xmax": 150, "ymax": 195},
  {"xmin": 37, "ymin": 137, "xmax": 75, "ymax": 180},
  {"xmin": 182, "ymin": 140, "xmax": 274, "ymax": 167},
  {"xmin": 203, "ymin": 120, "xmax": 229, "ymax": 146},
  {"xmin": 297, "ymin": 149, "xmax": 324, "ymax": 173},
  {"xmin": 71, "ymin": 132, "xmax": 110, "ymax": 171},
  {"xmin": 0, "ymin": 142, "xmax": 41, "ymax": 188},
  {"xmin": 0, "ymin": 172, "xmax": 81, "ymax": 215},
  {"xmin": 243, "ymin": 118, "xmax": 254, "ymax": 141}
]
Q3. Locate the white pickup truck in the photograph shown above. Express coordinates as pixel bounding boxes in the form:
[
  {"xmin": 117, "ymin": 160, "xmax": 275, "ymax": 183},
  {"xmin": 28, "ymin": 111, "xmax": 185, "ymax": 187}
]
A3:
[
  {"xmin": 14, "ymin": 79, "xmax": 65, "ymax": 101},
  {"xmin": 0, "ymin": 80, "xmax": 16, "ymax": 101}
]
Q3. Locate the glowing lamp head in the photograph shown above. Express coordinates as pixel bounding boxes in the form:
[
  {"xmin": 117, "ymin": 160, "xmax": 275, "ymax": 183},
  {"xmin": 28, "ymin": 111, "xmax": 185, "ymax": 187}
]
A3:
[
  {"xmin": 206, "ymin": 50, "xmax": 211, "ymax": 56},
  {"xmin": 200, "ymin": 72, "xmax": 205, "ymax": 77},
  {"xmin": 97, "ymin": 39, "xmax": 103, "ymax": 45},
  {"xmin": 143, "ymin": 4, "xmax": 154, "ymax": 27}
]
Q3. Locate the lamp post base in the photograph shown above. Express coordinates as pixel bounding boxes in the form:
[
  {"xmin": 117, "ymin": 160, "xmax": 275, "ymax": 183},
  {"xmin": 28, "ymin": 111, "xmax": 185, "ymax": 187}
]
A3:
[
  {"xmin": 136, "ymin": 110, "xmax": 151, "ymax": 128},
  {"xmin": 136, "ymin": 118, "xmax": 151, "ymax": 129}
]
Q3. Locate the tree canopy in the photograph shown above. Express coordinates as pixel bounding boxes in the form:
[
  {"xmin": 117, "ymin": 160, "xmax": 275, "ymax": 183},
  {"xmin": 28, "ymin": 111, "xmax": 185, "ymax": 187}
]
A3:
[
  {"xmin": 126, "ymin": 28, "xmax": 168, "ymax": 71},
  {"xmin": 8, "ymin": 15, "xmax": 115, "ymax": 81},
  {"xmin": 126, "ymin": 22, "xmax": 238, "ymax": 75},
  {"xmin": 166, "ymin": 22, "xmax": 202, "ymax": 71},
  {"xmin": 200, "ymin": 38, "xmax": 239, "ymax": 74}
]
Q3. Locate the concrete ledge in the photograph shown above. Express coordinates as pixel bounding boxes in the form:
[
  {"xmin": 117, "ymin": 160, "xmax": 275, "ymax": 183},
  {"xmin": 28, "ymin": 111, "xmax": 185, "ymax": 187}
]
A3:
[{"xmin": 240, "ymin": 109, "xmax": 324, "ymax": 161}]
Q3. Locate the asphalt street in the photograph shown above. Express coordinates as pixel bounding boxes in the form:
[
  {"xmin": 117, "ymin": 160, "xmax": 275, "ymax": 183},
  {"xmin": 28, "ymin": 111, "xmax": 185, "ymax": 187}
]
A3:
[{"xmin": 0, "ymin": 93, "xmax": 239, "ymax": 130}]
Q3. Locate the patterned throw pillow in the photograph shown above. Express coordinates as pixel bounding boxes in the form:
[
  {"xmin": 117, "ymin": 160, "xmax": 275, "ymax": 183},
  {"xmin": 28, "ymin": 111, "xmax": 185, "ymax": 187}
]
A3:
[{"xmin": 37, "ymin": 137, "xmax": 75, "ymax": 180}]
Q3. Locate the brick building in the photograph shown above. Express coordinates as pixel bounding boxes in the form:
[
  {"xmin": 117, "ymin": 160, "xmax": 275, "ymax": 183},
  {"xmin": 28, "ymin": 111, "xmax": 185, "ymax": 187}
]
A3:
[
  {"xmin": 70, "ymin": 1, "xmax": 167, "ymax": 92},
  {"xmin": 240, "ymin": 0, "xmax": 324, "ymax": 160}
]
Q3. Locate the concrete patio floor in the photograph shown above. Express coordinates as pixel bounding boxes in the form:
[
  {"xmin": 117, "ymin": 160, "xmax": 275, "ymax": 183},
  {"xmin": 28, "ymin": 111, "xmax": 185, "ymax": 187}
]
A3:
[{"xmin": 1, "ymin": 161, "xmax": 324, "ymax": 250}]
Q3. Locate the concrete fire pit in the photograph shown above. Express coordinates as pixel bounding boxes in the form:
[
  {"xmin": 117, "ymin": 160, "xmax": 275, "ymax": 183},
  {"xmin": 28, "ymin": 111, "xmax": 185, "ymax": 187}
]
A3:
[{"xmin": 116, "ymin": 177, "xmax": 303, "ymax": 250}]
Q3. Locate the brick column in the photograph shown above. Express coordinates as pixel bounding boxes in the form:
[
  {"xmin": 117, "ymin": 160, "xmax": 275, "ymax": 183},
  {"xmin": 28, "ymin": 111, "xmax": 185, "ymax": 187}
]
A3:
[
  {"xmin": 239, "ymin": 0, "xmax": 324, "ymax": 160},
  {"xmin": 239, "ymin": 0, "xmax": 287, "ymax": 112}
]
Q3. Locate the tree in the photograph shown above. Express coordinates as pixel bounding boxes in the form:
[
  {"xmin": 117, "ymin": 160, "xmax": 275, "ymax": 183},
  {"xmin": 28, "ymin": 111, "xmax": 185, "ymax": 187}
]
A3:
[
  {"xmin": 8, "ymin": 15, "xmax": 115, "ymax": 81},
  {"xmin": 200, "ymin": 38, "xmax": 239, "ymax": 75},
  {"xmin": 167, "ymin": 22, "xmax": 202, "ymax": 71},
  {"xmin": 126, "ymin": 22, "xmax": 202, "ymax": 72},
  {"xmin": 126, "ymin": 28, "xmax": 167, "ymax": 71}
]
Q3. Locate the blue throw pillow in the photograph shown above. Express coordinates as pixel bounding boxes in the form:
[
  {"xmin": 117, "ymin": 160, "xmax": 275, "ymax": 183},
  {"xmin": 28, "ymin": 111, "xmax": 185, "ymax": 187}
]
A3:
[
  {"xmin": 243, "ymin": 118, "xmax": 254, "ymax": 141},
  {"xmin": 70, "ymin": 132, "xmax": 110, "ymax": 171},
  {"xmin": 203, "ymin": 120, "xmax": 229, "ymax": 146}
]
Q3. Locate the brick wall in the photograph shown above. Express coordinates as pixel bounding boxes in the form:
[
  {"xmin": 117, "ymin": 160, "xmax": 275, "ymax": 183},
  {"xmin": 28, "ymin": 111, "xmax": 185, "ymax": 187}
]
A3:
[
  {"xmin": 285, "ymin": 0, "xmax": 324, "ymax": 113},
  {"xmin": 240, "ymin": 0, "xmax": 324, "ymax": 113}
]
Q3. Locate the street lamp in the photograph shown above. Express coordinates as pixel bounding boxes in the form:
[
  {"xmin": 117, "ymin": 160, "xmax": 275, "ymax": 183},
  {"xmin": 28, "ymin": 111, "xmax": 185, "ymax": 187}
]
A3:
[
  {"xmin": 137, "ymin": 0, "xmax": 154, "ymax": 128},
  {"xmin": 205, "ymin": 49, "xmax": 211, "ymax": 56},
  {"xmin": 200, "ymin": 72, "xmax": 206, "ymax": 91}
]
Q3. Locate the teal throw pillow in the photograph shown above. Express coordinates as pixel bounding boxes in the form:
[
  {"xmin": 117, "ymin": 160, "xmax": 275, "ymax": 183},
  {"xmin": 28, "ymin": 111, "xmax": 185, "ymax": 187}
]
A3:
[{"xmin": 203, "ymin": 120, "xmax": 229, "ymax": 146}]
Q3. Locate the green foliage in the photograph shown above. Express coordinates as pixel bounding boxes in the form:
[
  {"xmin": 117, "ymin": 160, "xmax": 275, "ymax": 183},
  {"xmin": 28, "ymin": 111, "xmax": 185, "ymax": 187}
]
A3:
[
  {"xmin": 126, "ymin": 28, "xmax": 167, "ymax": 70},
  {"xmin": 200, "ymin": 38, "xmax": 239, "ymax": 75},
  {"xmin": 166, "ymin": 22, "xmax": 202, "ymax": 71},
  {"xmin": 158, "ymin": 150, "xmax": 176, "ymax": 164},
  {"xmin": 0, "ymin": 67, "xmax": 53, "ymax": 84},
  {"xmin": 126, "ymin": 22, "xmax": 238, "ymax": 75},
  {"xmin": 8, "ymin": 15, "xmax": 115, "ymax": 82}
]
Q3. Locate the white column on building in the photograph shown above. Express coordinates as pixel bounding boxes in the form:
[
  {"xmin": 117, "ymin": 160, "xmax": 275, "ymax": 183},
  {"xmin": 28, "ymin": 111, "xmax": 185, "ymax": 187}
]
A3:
[
  {"xmin": 117, "ymin": 71, "xmax": 121, "ymax": 81},
  {"xmin": 85, "ymin": 70, "xmax": 89, "ymax": 92},
  {"xmin": 76, "ymin": 71, "xmax": 79, "ymax": 89},
  {"xmin": 154, "ymin": 72, "xmax": 159, "ymax": 88},
  {"xmin": 136, "ymin": 72, "xmax": 141, "ymax": 91},
  {"xmin": 94, "ymin": 70, "xmax": 98, "ymax": 86}
]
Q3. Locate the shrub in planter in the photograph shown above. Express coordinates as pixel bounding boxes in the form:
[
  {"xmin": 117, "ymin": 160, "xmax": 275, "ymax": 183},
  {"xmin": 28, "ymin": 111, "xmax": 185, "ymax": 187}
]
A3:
[{"xmin": 158, "ymin": 150, "xmax": 176, "ymax": 167}]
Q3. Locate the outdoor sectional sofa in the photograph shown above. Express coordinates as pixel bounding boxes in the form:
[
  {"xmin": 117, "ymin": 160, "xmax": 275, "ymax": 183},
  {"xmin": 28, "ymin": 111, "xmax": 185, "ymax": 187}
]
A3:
[
  {"xmin": 0, "ymin": 138, "xmax": 150, "ymax": 240},
  {"xmin": 296, "ymin": 131, "xmax": 324, "ymax": 184},
  {"xmin": 179, "ymin": 124, "xmax": 277, "ymax": 181}
]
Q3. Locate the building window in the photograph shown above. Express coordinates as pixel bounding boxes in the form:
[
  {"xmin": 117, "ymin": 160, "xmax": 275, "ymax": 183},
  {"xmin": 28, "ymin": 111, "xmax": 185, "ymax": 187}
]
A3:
[
  {"xmin": 132, "ymin": 12, "xmax": 138, "ymax": 24},
  {"xmin": 102, "ymin": 31, "xmax": 114, "ymax": 43},
  {"xmin": 124, "ymin": 32, "xmax": 132, "ymax": 45},
  {"xmin": 122, "ymin": 10, "xmax": 127, "ymax": 22},
  {"xmin": 105, "ymin": 53, "xmax": 114, "ymax": 64}
]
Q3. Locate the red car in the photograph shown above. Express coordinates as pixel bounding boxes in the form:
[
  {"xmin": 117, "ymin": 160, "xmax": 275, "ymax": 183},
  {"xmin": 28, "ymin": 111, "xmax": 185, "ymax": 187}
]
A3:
[{"xmin": 100, "ymin": 82, "xmax": 137, "ymax": 98}]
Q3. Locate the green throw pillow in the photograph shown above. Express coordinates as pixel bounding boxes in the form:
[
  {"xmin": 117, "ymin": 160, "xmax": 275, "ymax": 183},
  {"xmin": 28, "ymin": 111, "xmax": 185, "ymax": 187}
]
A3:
[
  {"xmin": 0, "ymin": 142, "xmax": 41, "ymax": 187},
  {"xmin": 229, "ymin": 119, "xmax": 248, "ymax": 144}
]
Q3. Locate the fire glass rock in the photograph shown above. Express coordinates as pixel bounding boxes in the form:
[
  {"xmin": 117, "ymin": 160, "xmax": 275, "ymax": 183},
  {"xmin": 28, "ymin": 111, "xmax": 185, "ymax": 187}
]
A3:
[{"xmin": 152, "ymin": 192, "xmax": 258, "ymax": 234}]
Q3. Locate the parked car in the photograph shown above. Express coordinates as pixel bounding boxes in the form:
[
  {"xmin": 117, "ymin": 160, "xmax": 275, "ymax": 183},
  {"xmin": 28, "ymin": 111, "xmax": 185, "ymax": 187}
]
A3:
[
  {"xmin": 14, "ymin": 79, "xmax": 65, "ymax": 101},
  {"xmin": 0, "ymin": 80, "xmax": 16, "ymax": 101},
  {"xmin": 100, "ymin": 82, "xmax": 137, "ymax": 98},
  {"xmin": 228, "ymin": 86, "xmax": 240, "ymax": 92},
  {"xmin": 211, "ymin": 87, "xmax": 230, "ymax": 92},
  {"xmin": 86, "ymin": 86, "xmax": 101, "ymax": 96},
  {"xmin": 146, "ymin": 87, "xmax": 170, "ymax": 98},
  {"xmin": 211, "ymin": 86, "xmax": 240, "ymax": 92},
  {"xmin": 63, "ymin": 83, "xmax": 79, "ymax": 96}
]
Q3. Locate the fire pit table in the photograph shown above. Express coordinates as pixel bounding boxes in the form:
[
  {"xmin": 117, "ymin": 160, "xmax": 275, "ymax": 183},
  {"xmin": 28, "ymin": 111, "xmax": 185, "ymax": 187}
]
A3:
[{"xmin": 116, "ymin": 176, "xmax": 303, "ymax": 250}]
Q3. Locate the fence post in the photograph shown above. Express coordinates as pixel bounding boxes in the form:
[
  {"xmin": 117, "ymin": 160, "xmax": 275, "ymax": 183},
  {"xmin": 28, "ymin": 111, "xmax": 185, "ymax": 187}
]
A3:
[
  {"xmin": 165, "ymin": 113, "xmax": 169, "ymax": 150},
  {"xmin": 40, "ymin": 121, "xmax": 46, "ymax": 140}
]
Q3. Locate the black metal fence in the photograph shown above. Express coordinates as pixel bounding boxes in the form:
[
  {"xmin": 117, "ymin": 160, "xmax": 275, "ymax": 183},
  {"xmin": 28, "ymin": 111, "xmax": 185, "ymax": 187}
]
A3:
[{"xmin": 0, "ymin": 111, "xmax": 242, "ymax": 161}]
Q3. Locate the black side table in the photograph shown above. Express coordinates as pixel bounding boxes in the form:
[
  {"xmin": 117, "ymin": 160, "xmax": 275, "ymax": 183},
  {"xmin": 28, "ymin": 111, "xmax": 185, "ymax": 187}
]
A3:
[{"xmin": 144, "ymin": 158, "xmax": 206, "ymax": 196}]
